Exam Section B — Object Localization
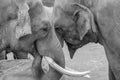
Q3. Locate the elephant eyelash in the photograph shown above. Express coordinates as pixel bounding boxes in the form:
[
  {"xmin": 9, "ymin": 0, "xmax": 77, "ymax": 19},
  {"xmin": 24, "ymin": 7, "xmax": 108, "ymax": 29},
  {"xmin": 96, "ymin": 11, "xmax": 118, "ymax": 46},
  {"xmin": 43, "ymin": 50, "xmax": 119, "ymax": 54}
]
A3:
[{"xmin": 55, "ymin": 27, "xmax": 64, "ymax": 34}]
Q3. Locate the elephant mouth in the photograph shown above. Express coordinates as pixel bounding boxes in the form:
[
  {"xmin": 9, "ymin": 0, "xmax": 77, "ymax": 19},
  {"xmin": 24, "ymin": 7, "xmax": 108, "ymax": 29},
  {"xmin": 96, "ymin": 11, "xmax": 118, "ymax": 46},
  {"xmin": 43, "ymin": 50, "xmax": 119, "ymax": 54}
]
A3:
[{"xmin": 41, "ymin": 56, "xmax": 91, "ymax": 78}]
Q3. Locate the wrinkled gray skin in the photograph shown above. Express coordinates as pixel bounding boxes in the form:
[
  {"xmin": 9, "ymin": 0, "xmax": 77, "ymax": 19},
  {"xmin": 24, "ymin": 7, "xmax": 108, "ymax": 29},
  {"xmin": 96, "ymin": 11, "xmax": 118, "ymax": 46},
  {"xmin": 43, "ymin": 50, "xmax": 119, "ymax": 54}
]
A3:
[
  {"xmin": 53, "ymin": 0, "xmax": 120, "ymax": 80},
  {"xmin": 28, "ymin": 1, "xmax": 65, "ymax": 80},
  {"xmin": 0, "ymin": 0, "xmax": 65, "ymax": 80},
  {"xmin": 2, "ymin": 0, "xmax": 55, "ymax": 60}
]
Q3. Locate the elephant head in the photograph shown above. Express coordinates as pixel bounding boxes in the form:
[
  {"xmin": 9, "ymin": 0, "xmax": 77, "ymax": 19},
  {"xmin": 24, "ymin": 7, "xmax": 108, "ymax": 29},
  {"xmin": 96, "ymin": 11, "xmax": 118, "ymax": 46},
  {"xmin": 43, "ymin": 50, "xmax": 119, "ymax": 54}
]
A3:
[
  {"xmin": 27, "ymin": 1, "xmax": 65, "ymax": 80},
  {"xmin": 53, "ymin": 0, "xmax": 98, "ymax": 58},
  {"xmin": 25, "ymin": 0, "xmax": 90, "ymax": 80},
  {"xmin": 0, "ymin": 0, "xmax": 65, "ymax": 79},
  {"xmin": 53, "ymin": 0, "xmax": 120, "ymax": 80}
]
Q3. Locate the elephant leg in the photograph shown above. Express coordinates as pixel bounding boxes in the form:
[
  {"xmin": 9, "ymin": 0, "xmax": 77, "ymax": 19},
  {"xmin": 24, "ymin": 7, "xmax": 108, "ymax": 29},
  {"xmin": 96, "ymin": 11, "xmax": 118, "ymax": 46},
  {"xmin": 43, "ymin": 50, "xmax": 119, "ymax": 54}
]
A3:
[
  {"xmin": 0, "ymin": 51, "xmax": 6, "ymax": 60},
  {"xmin": 109, "ymin": 66, "xmax": 116, "ymax": 80},
  {"xmin": 14, "ymin": 52, "xmax": 28, "ymax": 59}
]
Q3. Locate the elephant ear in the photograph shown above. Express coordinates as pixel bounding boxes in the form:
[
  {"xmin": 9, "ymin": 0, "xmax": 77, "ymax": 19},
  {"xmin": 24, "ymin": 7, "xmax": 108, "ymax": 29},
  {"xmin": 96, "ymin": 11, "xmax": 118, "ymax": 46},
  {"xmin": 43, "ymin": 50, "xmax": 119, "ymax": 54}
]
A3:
[
  {"xmin": 66, "ymin": 42, "xmax": 77, "ymax": 59},
  {"xmin": 73, "ymin": 3, "xmax": 96, "ymax": 40}
]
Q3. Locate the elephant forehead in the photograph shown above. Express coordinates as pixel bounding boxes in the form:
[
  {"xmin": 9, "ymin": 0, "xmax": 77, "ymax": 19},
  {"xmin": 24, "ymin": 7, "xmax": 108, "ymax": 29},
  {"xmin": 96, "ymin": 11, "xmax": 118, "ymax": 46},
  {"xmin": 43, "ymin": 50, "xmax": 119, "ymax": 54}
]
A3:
[
  {"xmin": 31, "ymin": 10, "xmax": 50, "ymax": 25},
  {"xmin": 29, "ymin": 5, "xmax": 50, "ymax": 23},
  {"xmin": 30, "ymin": 11, "xmax": 52, "ymax": 33},
  {"xmin": 31, "ymin": 6, "xmax": 53, "ymax": 28},
  {"xmin": 54, "ymin": 0, "xmax": 79, "ymax": 8},
  {"xmin": 53, "ymin": 7, "xmax": 74, "ymax": 28},
  {"xmin": 54, "ymin": 0, "xmax": 89, "ymax": 12},
  {"xmin": 54, "ymin": 0, "xmax": 117, "ymax": 16},
  {"xmin": 54, "ymin": 15, "xmax": 75, "ymax": 30}
]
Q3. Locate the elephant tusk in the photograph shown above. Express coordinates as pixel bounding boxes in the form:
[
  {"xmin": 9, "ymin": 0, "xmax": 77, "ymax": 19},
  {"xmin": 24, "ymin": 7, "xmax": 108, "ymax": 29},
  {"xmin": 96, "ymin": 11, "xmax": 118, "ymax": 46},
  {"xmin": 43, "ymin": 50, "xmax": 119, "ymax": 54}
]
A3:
[{"xmin": 43, "ymin": 56, "xmax": 91, "ymax": 78}]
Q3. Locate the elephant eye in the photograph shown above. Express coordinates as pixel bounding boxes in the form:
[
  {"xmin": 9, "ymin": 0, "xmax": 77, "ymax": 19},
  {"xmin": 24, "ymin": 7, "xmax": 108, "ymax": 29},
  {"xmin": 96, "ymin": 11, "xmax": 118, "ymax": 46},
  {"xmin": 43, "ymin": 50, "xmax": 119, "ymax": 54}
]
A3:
[
  {"xmin": 42, "ymin": 22, "xmax": 50, "ymax": 32},
  {"xmin": 55, "ymin": 27, "xmax": 64, "ymax": 34},
  {"xmin": 36, "ymin": 22, "xmax": 51, "ymax": 39},
  {"xmin": 32, "ymin": 21, "xmax": 50, "ymax": 36},
  {"xmin": 41, "ymin": 27, "xmax": 49, "ymax": 32},
  {"xmin": 38, "ymin": 22, "xmax": 50, "ymax": 35}
]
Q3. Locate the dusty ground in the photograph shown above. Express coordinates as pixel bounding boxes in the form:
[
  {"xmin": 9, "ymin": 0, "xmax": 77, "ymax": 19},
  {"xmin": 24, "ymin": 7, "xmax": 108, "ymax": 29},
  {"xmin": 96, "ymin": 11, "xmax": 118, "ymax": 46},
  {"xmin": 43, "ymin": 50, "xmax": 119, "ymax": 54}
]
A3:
[
  {"xmin": 40, "ymin": 0, "xmax": 108, "ymax": 79},
  {"xmin": 6, "ymin": 43, "xmax": 108, "ymax": 80},
  {"xmin": 61, "ymin": 43, "xmax": 108, "ymax": 80}
]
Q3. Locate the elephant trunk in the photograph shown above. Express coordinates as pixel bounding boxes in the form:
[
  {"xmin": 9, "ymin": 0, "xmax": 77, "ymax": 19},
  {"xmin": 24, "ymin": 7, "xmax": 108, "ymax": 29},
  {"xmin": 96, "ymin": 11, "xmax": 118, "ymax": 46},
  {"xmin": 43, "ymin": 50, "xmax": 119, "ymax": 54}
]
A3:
[
  {"xmin": 36, "ymin": 28, "xmax": 90, "ymax": 80},
  {"xmin": 35, "ymin": 28, "xmax": 65, "ymax": 80}
]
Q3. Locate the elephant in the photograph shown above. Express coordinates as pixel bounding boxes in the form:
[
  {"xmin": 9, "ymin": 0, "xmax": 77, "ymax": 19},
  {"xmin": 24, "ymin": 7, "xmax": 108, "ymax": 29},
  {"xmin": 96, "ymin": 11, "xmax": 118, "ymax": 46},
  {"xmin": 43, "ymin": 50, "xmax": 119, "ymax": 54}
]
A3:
[
  {"xmin": 0, "ymin": 0, "xmax": 63, "ymax": 80},
  {"xmin": 0, "ymin": 0, "xmax": 54, "ymax": 60},
  {"xmin": 0, "ymin": 0, "xmax": 33, "ymax": 59},
  {"xmin": 28, "ymin": 1, "xmax": 89, "ymax": 79},
  {"xmin": 0, "ymin": 0, "xmax": 90, "ymax": 80},
  {"xmin": 0, "ymin": 0, "xmax": 64, "ymax": 80},
  {"xmin": 53, "ymin": 0, "xmax": 120, "ymax": 80},
  {"xmin": 0, "ymin": 0, "xmax": 48, "ymax": 60}
]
